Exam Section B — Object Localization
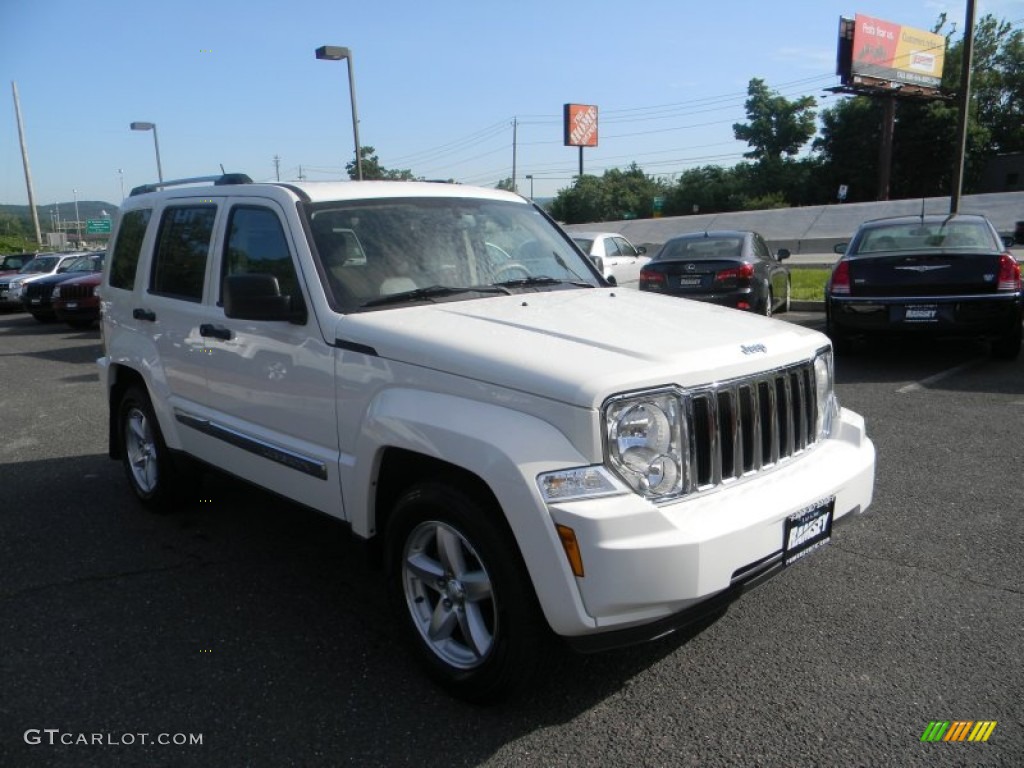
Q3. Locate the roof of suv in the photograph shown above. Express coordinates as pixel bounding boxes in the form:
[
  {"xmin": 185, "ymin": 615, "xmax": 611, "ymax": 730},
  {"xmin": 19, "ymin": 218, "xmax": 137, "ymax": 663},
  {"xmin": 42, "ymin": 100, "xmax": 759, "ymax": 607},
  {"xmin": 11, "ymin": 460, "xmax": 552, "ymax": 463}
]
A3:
[{"xmin": 125, "ymin": 175, "xmax": 527, "ymax": 206}]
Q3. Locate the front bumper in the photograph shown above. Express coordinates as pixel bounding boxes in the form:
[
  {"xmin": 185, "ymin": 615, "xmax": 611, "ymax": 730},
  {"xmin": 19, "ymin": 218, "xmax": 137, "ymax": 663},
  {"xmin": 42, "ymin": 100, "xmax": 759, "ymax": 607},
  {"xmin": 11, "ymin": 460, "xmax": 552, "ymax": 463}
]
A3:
[{"xmin": 544, "ymin": 406, "xmax": 875, "ymax": 640}]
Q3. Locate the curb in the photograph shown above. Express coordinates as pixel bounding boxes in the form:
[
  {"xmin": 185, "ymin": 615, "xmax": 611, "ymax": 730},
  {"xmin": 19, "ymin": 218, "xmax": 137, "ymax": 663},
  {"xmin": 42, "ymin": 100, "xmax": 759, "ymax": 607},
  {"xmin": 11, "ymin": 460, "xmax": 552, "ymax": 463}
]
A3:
[{"xmin": 790, "ymin": 300, "xmax": 824, "ymax": 312}]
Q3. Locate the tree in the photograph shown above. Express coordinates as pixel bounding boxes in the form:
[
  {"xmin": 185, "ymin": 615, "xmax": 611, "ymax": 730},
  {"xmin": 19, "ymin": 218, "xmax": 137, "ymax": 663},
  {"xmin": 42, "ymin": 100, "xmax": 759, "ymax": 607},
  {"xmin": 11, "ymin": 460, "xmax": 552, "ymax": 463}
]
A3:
[
  {"xmin": 548, "ymin": 164, "xmax": 667, "ymax": 224},
  {"xmin": 733, "ymin": 78, "xmax": 817, "ymax": 164},
  {"xmin": 813, "ymin": 97, "xmax": 883, "ymax": 203},
  {"xmin": 345, "ymin": 146, "xmax": 419, "ymax": 180},
  {"xmin": 495, "ymin": 177, "xmax": 516, "ymax": 192}
]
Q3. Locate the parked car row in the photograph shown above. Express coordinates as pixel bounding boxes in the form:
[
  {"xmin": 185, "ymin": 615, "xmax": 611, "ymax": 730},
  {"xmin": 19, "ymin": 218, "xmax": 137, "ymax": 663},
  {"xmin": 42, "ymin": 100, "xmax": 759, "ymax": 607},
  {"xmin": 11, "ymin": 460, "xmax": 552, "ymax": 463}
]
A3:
[{"xmin": 0, "ymin": 251, "xmax": 105, "ymax": 328}]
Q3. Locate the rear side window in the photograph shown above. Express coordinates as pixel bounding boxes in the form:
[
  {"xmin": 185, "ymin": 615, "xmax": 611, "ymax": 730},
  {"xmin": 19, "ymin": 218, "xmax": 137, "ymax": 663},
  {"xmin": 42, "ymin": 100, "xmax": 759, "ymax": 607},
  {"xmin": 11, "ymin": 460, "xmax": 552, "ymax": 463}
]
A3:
[
  {"xmin": 109, "ymin": 210, "xmax": 152, "ymax": 289},
  {"xmin": 150, "ymin": 206, "xmax": 216, "ymax": 301}
]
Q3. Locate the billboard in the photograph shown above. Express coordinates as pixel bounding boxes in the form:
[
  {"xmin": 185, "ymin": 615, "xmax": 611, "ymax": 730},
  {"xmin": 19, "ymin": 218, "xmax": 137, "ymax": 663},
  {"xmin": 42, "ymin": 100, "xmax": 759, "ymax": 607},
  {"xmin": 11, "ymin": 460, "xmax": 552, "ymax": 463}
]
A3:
[
  {"xmin": 838, "ymin": 14, "xmax": 946, "ymax": 89},
  {"xmin": 563, "ymin": 104, "xmax": 598, "ymax": 147}
]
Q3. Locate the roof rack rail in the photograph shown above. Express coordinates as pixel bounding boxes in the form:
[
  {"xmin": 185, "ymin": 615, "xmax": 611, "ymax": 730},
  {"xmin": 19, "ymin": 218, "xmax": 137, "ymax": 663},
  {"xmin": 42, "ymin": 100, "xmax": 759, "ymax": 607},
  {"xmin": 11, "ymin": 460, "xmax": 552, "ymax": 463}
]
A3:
[{"xmin": 129, "ymin": 173, "xmax": 253, "ymax": 197}]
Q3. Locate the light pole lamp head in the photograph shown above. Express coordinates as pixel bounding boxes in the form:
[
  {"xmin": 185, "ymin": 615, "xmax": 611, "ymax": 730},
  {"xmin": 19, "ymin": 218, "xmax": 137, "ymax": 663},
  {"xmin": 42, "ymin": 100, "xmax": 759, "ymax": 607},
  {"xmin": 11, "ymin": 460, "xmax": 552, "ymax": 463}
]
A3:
[
  {"xmin": 315, "ymin": 46, "xmax": 351, "ymax": 61},
  {"xmin": 130, "ymin": 121, "xmax": 155, "ymax": 131}
]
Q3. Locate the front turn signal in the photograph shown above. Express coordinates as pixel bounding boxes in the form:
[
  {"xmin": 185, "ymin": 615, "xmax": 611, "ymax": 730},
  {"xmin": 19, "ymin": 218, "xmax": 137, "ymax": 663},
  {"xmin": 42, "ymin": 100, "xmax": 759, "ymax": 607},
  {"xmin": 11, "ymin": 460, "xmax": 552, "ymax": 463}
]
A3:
[{"xmin": 555, "ymin": 524, "xmax": 585, "ymax": 577}]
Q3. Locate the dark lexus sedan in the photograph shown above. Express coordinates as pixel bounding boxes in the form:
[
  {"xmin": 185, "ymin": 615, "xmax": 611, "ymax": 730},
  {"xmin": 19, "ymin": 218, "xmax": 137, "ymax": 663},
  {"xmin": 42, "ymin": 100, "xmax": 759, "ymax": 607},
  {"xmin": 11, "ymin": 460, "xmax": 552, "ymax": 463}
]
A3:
[
  {"xmin": 826, "ymin": 214, "xmax": 1021, "ymax": 359},
  {"xmin": 639, "ymin": 230, "xmax": 790, "ymax": 315}
]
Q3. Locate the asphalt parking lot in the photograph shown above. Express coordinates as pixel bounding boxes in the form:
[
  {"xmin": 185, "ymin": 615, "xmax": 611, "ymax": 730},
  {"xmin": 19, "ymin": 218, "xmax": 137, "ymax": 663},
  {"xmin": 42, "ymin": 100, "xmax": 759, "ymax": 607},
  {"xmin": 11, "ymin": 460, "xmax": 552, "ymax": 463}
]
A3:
[{"xmin": 1, "ymin": 309, "xmax": 1021, "ymax": 767}]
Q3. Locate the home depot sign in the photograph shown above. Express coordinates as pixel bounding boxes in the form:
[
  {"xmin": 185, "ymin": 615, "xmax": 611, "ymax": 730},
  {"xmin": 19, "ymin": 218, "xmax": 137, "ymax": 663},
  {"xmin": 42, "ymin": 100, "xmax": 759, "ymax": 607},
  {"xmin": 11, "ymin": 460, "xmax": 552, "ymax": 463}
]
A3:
[{"xmin": 563, "ymin": 104, "xmax": 599, "ymax": 147}]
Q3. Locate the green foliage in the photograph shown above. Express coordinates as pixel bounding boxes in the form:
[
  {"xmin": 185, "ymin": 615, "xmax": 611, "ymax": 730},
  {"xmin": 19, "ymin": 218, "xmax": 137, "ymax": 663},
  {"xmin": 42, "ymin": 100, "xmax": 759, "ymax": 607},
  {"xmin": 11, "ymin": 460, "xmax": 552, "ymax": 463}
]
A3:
[
  {"xmin": 789, "ymin": 268, "xmax": 830, "ymax": 301},
  {"xmin": 733, "ymin": 78, "xmax": 817, "ymax": 162},
  {"xmin": 345, "ymin": 146, "xmax": 419, "ymax": 180},
  {"xmin": 495, "ymin": 177, "xmax": 516, "ymax": 192},
  {"xmin": 740, "ymin": 192, "xmax": 789, "ymax": 211},
  {"xmin": 0, "ymin": 233, "xmax": 38, "ymax": 254},
  {"xmin": 549, "ymin": 164, "xmax": 668, "ymax": 224}
]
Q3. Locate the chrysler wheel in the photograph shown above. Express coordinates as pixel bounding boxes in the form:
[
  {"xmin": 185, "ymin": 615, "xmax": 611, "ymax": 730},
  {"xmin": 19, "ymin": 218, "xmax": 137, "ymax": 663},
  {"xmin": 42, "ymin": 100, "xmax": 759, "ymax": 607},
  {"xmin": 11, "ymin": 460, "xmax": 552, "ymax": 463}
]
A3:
[{"xmin": 386, "ymin": 482, "xmax": 548, "ymax": 703}]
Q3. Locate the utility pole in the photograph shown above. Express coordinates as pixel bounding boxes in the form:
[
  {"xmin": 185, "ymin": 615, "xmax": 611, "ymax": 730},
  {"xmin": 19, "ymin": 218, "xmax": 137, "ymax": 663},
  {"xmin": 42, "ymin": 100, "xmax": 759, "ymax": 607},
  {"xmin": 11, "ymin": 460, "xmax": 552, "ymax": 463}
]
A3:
[
  {"xmin": 273, "ymin": 155, "xmax": 281, "ymax": 181},
  {"xmin": 12, "ymin": 81, "xmax": 42, "ymax": 245},
  {"xmin": 950, "ymin": 0, "xmax": 977, "ymax": 214},
  {"xmin": 511, "ymin": 118, "xmax": 518, "ymax": 193}
]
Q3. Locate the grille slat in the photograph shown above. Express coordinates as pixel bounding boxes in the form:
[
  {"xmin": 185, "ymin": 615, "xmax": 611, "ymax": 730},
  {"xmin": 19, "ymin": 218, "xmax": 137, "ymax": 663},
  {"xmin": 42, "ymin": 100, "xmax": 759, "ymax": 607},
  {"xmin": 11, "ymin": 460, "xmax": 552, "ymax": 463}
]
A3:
[{"xmin": 684, "ymin": 360, "xmax": 820, "ymax": 494}]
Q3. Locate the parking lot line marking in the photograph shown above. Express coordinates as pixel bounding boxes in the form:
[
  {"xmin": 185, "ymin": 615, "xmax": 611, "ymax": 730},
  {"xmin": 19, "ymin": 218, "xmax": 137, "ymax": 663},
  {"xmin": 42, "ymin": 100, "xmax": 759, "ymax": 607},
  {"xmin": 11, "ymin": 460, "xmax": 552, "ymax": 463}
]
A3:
[{"xmin": 897, "ymin": 360, "xmax": 982, "ymax": 394}]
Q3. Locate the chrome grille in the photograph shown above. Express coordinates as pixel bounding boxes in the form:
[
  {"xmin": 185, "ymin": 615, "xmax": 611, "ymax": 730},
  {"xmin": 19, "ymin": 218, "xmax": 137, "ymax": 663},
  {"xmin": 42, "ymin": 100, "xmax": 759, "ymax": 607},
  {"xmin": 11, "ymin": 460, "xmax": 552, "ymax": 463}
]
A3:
[{"xmin": 686, "ymin": 360, "xmax": 818, "ymax": 492}]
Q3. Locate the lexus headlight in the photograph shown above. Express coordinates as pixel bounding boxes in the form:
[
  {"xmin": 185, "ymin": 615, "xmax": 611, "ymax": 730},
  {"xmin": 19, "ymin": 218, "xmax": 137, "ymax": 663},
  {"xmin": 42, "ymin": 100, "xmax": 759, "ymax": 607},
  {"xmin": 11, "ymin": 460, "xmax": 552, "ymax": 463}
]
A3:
[
  {"xmin": 814, "ymin": 348, "xmax": 840, "ymax": 439},
  {"xmin": 604, "ymin": 391, "xmax": 684, "ymax": 499}
]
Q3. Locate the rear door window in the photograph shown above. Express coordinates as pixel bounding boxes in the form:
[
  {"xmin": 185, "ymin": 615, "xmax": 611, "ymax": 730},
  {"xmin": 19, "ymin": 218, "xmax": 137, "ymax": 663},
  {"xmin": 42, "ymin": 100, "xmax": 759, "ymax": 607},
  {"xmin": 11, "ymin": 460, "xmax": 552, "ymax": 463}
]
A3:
[{"xmin": 150, "ymin": 206, "xmax": 217, "ymax": 301}]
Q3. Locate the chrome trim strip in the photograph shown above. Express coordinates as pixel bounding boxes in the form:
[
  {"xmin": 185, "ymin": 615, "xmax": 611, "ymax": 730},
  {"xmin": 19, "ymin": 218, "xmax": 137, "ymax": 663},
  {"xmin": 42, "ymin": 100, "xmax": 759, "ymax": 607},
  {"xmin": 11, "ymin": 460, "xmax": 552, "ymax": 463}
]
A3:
[
  {"xmin": 831, "ymin": 293, "xmax": 1020, "ymax": 303},
  {"xmin": 175, "ymin": 410, "xmax": 328, "ymax": 480}
]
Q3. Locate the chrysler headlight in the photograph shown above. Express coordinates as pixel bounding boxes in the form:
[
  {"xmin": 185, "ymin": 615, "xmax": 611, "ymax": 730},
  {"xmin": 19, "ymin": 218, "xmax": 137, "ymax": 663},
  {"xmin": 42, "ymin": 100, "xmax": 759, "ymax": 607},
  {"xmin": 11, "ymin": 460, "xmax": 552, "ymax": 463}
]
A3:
[
  {"xmin": 605, "ymin": 391, "xmax": 684, "ymax": 499},
  {"xmin": 814, "ymin": 348, "xmax": 840, "ymax": 439}
]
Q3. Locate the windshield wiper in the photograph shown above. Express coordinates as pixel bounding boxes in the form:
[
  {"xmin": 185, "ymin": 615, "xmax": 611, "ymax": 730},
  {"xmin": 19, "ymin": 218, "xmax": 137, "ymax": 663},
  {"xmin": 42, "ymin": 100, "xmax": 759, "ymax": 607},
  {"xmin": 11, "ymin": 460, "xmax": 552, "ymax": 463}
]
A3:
[
  {"xmin": 493, "ymin": 276, "xmax": 593, "ymax": 289},
  {"xmin": 360, "ymin": 284, "xmax": 510, "ymax": 308}
]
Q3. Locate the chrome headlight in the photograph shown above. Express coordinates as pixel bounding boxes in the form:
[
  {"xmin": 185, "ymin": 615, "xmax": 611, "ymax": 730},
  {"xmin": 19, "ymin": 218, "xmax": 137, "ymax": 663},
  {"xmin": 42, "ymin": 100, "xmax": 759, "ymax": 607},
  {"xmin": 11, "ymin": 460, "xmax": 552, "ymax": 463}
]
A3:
[
  {"xmin": 52, "ymin": 286, "xmax": 62, "ymax": 299},
  {"xmin": 814, "ymin": 348, "xmax": 840, "ymax": 439},
  {"xmin": 604, "ymin": 391, "xmax": 684, "ymax": 499}
]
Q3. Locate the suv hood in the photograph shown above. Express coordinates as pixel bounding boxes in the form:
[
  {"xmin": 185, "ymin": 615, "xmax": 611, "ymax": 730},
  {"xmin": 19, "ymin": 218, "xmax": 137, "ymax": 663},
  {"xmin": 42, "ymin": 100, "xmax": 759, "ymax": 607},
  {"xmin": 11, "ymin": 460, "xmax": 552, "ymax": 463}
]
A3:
[{"xmin": 334, "ymin": 289, "xmax": 826, "ymax": 407}]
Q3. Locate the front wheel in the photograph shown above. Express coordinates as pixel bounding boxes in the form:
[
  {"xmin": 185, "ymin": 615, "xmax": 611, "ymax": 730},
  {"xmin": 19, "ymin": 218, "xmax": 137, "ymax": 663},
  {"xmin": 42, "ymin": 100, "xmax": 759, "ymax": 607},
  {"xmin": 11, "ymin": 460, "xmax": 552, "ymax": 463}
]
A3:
[{"xmin": 386, "ymin": 482, "xmax": 548, "ymax": 703}]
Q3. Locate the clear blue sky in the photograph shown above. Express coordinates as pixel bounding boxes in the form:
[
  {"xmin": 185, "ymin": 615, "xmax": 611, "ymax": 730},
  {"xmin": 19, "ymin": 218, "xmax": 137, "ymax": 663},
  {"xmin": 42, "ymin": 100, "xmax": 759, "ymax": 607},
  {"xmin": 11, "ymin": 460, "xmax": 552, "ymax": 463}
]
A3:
[{"xmin": 2, "ymin": 0, "xmax": 1022, "ymax": 209}]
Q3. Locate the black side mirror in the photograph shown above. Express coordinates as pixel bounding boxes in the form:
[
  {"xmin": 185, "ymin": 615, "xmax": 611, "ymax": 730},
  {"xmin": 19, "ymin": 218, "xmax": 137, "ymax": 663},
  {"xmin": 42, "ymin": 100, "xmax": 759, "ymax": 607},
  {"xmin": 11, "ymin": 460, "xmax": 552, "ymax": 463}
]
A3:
[
  {"xmin": 636, "ymin": 245, "xmax": 647, "ymax": 255},
  {"xmin": 833, "ymin": 243, "xmax": 848, "ymax": 254},
  {"xmin": 776, "ymin": 248, "xmax": 791, "ymax": 260},
  {"xmin": 224, "ymin": 274, "xmax": 305, "ymax": 323},
  {"xmin": 1002, "ymin": 235, "xmax": 1015, "ymax": 248}
]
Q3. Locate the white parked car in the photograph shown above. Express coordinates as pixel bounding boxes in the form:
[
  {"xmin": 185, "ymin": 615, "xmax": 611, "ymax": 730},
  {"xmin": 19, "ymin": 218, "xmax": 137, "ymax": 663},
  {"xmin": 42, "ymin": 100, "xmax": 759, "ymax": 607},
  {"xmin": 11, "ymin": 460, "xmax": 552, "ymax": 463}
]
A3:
[
  {"xmin": 570, "ymin": 231, "xmax": 649, "ymax": 286},
  {"xmin": 99, "ymin": 174, "xmax": 875, "ymax": 702}
]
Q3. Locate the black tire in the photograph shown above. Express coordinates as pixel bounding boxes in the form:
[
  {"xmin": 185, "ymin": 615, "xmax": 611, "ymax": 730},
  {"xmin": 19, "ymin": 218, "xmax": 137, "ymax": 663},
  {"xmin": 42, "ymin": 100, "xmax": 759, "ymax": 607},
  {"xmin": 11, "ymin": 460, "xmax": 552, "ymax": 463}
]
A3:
[
  {"xmin": 991, "ymin": 321, "xmax": 1022, "ymax": 360},
  {"xmin": 117, "ymin": 385, "xmax": 185, "ymax": 511},
  {"xmin": 385, "ymin": 481, "xmax": 548, "ymax": 704}
]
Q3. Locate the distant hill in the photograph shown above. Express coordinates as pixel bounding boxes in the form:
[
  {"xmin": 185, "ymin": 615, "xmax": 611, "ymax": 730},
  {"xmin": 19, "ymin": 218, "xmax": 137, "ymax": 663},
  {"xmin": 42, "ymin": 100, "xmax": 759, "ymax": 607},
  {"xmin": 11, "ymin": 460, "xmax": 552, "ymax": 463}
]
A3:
[{"xmin": 0, "ymin": 201, "xmax": 119, "ymax": 223}]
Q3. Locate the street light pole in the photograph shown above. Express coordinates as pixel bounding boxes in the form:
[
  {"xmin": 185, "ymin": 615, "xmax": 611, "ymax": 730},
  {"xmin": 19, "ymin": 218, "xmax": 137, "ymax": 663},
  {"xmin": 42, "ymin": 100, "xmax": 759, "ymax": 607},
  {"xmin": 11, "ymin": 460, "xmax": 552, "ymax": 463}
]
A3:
[
  {"xmin": 130, "ymin": 121, "xmax": 163, "ymax": 183},
  {"xmin": 73, "ymin": 188, "xmax": 81, "ymax": 246},
  {"xmin": 526, "ymin": 174, "xmax": 534, "ymax": 199},
  {"xmin": 315, "ymin": 45, "xmax": 363, "ymax": 181},
  {"xmin": 117, "ymin": 169, "xmax": 125, "ymax": 201}
]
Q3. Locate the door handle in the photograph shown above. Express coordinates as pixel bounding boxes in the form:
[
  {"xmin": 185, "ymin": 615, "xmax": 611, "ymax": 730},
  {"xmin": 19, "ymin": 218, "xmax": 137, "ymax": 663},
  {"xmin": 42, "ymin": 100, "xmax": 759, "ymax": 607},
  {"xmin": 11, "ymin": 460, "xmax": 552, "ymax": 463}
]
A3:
[
  {"xmin": 199, "ymin": 324, "xmax": 233, "ymax": 341},
  {"xmin": 132, "ymin": 308, "xmax": 156, "ymax": 322}
]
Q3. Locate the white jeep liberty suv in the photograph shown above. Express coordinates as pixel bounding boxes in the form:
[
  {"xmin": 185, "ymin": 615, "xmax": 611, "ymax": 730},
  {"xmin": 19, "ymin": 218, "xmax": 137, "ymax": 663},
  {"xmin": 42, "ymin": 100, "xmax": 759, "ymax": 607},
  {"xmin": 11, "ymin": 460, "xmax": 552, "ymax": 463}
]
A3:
[{"xmin": 98, "ymin": 174, "xmax": 875, "ymax": 702}]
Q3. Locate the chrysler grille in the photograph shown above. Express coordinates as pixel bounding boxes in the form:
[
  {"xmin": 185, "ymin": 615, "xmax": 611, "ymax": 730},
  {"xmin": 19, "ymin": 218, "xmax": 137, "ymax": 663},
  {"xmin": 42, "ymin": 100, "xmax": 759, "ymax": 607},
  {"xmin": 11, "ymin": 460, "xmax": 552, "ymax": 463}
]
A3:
[{"xmin": 687, "ymin": 361, "xmax": 818, "ymax": 491}]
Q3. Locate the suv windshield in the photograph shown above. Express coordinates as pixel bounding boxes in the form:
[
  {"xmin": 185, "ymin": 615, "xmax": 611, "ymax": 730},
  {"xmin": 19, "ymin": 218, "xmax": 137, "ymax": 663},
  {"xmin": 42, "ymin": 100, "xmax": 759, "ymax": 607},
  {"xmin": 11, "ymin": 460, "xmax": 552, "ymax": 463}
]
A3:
[
  {"xmin": 20, "ymin": 256, "xmax": 60, "ymax": 273},
  {"xmin": 304, "ymin": 197, "xmax": 598, "ymax": 312}
]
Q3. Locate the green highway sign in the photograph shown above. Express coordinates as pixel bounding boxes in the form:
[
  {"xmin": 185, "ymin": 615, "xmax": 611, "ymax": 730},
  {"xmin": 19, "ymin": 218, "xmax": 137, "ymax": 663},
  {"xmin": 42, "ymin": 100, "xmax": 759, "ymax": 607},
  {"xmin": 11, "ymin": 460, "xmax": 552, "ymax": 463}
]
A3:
[{"xmin": 86, "ymin": 219, "xmax": 112, "ymax": 234}]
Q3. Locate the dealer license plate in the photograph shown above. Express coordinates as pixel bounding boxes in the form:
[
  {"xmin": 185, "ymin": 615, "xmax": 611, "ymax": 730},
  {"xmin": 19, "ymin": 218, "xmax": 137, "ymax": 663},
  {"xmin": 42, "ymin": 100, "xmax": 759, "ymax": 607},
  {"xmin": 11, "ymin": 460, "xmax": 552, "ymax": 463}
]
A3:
[
  {"xmin": 783, "ymin": 498, "xmax": 834, "ymax": 565},
  {"xmin": 901, "ymin": 304, "xmax": 939, "ymax": 323},
  {"xmin": 30, "ymin": 298, "xmax": 41, "ymax": 305},
  {"xmin": 66, "ymin": 301, "xmax": 78, "ymax": 309},
  {"xmin": 678, "ymin": 277, "xmax": 701, "ymax": 287}
]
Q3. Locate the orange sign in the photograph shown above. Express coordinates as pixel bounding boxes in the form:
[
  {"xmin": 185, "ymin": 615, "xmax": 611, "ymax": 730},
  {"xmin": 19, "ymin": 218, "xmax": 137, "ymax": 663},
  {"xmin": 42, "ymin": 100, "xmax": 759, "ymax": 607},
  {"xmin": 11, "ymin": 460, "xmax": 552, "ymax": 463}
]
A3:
[{"xmin": 563, "ymin": 104, "xmax": 599, "ymax": 147}]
